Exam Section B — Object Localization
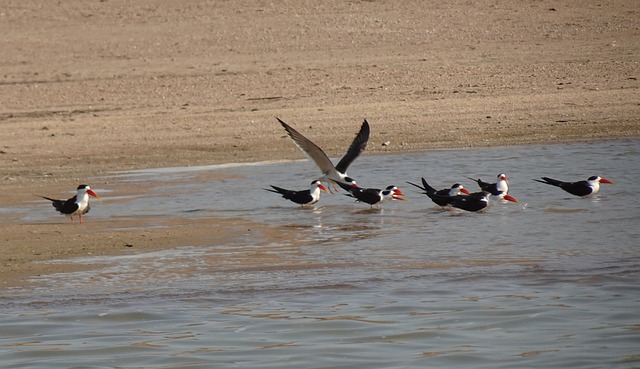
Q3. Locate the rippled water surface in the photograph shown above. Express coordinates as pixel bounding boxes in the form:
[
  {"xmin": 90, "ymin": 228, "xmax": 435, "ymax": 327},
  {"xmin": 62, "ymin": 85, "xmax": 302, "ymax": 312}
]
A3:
[{"xmin": 2, "ymin": 139, "xmax": 640, "ymax": 368}]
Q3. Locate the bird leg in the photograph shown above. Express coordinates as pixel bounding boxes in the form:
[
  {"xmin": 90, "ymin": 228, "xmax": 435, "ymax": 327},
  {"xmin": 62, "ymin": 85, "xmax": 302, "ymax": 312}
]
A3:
[
  {"xmin": 326, "ymin": 180, "xmax": 340, "ymax": 194},
  {"xmin": 331, "ymin": 183, "xmax": 340, "ymax": 193}
]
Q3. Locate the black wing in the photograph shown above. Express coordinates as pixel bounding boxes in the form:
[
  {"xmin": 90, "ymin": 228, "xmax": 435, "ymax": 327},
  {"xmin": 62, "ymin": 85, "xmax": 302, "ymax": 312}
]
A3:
[
  {"xmin": 41, "ymin": 195, "xmax": 79, "ymax": 215},
  {"xmin": 334, "ymin": 119, "xmax": 370, "ymax": 173},
  {"xmin": 534, "ymin": 177, "xmax": 591, "ymax": 196},
  {"xmin": 450, "ymin": 192, "xmax": 488, "ymax": 212},
  {"xmin": 346, "ymin": 187, "xmax": 382, "ymax": 205},
  {"xmin": 265, "ymin": 185, "xmax": 313, "ymax": 205}
]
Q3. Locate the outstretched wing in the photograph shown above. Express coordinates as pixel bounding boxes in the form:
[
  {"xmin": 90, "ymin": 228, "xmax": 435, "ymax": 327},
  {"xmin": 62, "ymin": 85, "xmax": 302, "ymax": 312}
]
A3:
[
  {"xmin": 278, "ymin": 118, "xmax": 335, "ymax": 176},
  {"xmin": 335, "ymin": 119, "xmax": 370, "ymax": 173}
]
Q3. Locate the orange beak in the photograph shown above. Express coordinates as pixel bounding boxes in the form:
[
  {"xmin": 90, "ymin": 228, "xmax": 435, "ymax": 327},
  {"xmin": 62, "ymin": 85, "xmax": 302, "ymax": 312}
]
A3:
[
  {"xmin": 87, "ymin": 189, "xmax": 102, "ymax": 203},
  {"xmin": 393, "ymin": 190, "xmax": 408, "ymax": 202},
  {"xmin": 599, "ymin": 178, "xmax": 614, "ymax": 184},
  {"xmin": 318, "ymin": 184, "xmax": 329, "ymax": 193},
  {"xmin": 503, "ymin": 194, "xmax": 518, "ymax": 204},
  {"xmin": 460, "ymin": 188, "xmax": 471, "ymax": 195}
]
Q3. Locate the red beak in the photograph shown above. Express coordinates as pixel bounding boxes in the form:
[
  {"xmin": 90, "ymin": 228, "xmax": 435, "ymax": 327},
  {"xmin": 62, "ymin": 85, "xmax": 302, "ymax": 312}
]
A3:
[
  {"xmin": 87, "ymin": 189, "xmax": 102, "ymax": 203},
  {"xmin": 318, "ymin": 184, "xmax": 329, "ymax": 193},
  {"xmin": 460, "ymin": 188, "xmax": 471, "ymax": 195},
  {"xmin": 503, "ymin": 194, "xmax": 519, "ymax": 204},
  {"xmin": 392, "ymin": 189, "xmax": 408, "ymax": 202},
  {"xmin": 599, "ymin": 178, "xmax": 614, "ymax": 184}
]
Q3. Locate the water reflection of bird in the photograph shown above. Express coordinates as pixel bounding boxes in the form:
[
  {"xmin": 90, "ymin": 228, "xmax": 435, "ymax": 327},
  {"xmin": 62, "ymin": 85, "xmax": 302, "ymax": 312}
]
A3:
[
  {"xmin": 338, "ymin": 182, "xmax": 407, "ymax": 208},
  {"xmin": 277, "ymin": 117, "xmax": 369, "ymax": 190},
  {"xmin": 449, "ymin": 191, "xmax": 519, "ymax": 213},
  {"xmin": 407, "ymin": 177, "xmax": 470, "ymax": 208},
  {"xmin": 40, "ymin": 184, "xmax": 102, "ymax": 224},
  {"xmin": 265, "ymin": 180, "xmax": 329, "ymax": 206},
  {"xmin": 533, "ymin": 176, "xmax": 613, "ymax": 197}
]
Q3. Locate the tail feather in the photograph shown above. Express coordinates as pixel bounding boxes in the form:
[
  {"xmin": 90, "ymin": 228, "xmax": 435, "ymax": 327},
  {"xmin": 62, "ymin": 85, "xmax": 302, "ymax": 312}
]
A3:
[
  {"xmin": 265, "ymin": 185, "xmax": 287, "ymax": 195},
  {"xmin": 420, "ymin": 177, "xmax": 438, "ymax": 194},
  {"xmin": 466, "ymin": 176, "xmax": 489, "ymax": 189},
  {"xmin": 39, "ymin": 195, "xmax": 65, "ymax": 212},
  {"xmin": 406, "ymin": 181, "xmax": 426, "ymax": 193},
  {"xmin": 534, "ymin": 177, "xmax": 563, "ymax": 187}
]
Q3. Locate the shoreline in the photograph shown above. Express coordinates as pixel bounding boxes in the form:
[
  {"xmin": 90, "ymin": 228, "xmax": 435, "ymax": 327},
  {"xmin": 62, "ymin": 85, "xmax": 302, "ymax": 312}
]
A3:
[
  {"xmin": 2, "ymin": 136, "xmax": 637, "ymax": 290},
  {"xmin": 1, "ymin": 0, "xmax": 638, "ymax": 290}
]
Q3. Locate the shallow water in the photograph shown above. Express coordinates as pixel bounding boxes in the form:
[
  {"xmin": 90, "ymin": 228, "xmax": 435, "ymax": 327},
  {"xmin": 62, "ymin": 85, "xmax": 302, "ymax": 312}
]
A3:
[{"xmin": 2, "ymin": 139, "xmax": 640, "ymax": 368}]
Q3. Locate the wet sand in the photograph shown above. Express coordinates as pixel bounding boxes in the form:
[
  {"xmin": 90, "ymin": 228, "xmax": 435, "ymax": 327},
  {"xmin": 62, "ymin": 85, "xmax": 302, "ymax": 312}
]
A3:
[{"xmin": 1, "ymin": 0, "xmax": 638, "ymax": 288}]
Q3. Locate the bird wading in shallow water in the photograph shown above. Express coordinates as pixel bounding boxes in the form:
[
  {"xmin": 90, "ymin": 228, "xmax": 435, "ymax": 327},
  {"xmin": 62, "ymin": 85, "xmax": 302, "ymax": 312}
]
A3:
[
  {"xmin": 338, "ymin": 182, "xmax": 407, "ymax": 208},
  {"xmin": 277, "ymin": 117, "xmax": 369, "ymax": 191},
  {"xmin": 407, "ymin": 177, "xmax": 470, "ymax": 208},
  {"xmin": 533, "ymin": 176, "xmax": 613, "ymax": 197},
  {"xmin": 40, "ymin": 184, "xmax": 102, "ymax": 224},
  {"xmin": 467, "ymin": 173, "xmax": 509, "ymax": 197},
  {"xmin": 265, "ymin": 180, "xmax": 329, "ymax": 207},
  {"xmin": 448, "ymin": 190, "xmax": 519, "ymax": 213}
]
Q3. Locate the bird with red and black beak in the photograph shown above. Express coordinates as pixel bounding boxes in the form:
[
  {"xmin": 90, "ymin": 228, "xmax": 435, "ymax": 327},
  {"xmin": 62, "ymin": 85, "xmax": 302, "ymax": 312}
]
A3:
[
  {"xmin": 407, "ymin": 177, "xmax": 470, "ymax": 208},
  {"xmin": 265, "ymin": 180, "xmax": 329, "ymax": 207},
  {"xmin": 467, "ymin": 173, "xmax": 509, "ymax": 197},
  {"xmin": 533, "ymin": 175, "xmax": 613, "ymax": 197},
  {"xmin": 338, "ymin": 182, "xmax": 407, "ymax": 208},
  {"xmin": 40, "ymin": 184, "xmax": 102, "ymax": 224}
]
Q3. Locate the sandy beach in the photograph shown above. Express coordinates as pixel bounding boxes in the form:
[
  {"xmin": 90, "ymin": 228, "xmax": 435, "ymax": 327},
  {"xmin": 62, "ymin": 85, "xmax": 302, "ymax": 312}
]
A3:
[{"xmin": 1, "ymin": 0, "xmax": 638, "ymax": 287}]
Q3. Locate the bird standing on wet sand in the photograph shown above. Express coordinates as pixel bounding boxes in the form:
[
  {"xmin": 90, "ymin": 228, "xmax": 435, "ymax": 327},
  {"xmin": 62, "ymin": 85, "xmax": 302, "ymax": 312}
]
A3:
[
  {"xmin": 449, "ymin": 190, "xmax": 519, "ymax": 213},
  {"xmin": 265, "ymin": 180, "xmax": 329, "ymax": 207},
  {"xmin": 407, "ymin": 177, "xmax": 470, "ymax": 208},
  {"xmin": 40, "ymin": 184, "xmax": 102, "ymax": 224},
  {"xmin": 338, "ymin": 182, "xmax": 407, "ymax": 208},
  {"xmin": 533, "ymin": 176, "xmax": 613, "ymax": 197},
  {"xmin": 277, "ymin": 117, "xmax": 370, "ymax": 191}
]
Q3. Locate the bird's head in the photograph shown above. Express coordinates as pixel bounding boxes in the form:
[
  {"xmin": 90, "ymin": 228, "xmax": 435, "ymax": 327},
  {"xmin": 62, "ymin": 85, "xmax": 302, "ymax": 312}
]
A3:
[
  {"xmin": 78, "ymin": 184, "xmax": 102, "ymax": 202},
  {"xmin": 343, "ymin": 176, "xmax": 358, "ymax": 187},
  {"xmin": 591, "ymin": 176, "xmax": 613, "ymax": 184},
  {"xmin": 311, "ymin": 180, "xmax": 329, "ymax": 193},
  {"xmin": 385, "ymin": 185, "xmax": 407, "ymax": 202},
  {"xmin": 452, "ymin": 183, "xmax": 470, "ymax": 195}
]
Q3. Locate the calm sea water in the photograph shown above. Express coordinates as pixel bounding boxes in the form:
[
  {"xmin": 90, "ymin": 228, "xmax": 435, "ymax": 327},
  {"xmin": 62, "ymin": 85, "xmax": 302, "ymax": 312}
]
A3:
[{"xmin": 1, "ymin": 139, "xmax": 639, "ymax": 369}]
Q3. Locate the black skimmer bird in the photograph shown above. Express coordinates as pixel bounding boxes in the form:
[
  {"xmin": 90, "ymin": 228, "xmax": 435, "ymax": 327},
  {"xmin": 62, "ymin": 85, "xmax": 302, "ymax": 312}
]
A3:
[
  {"xmin": 40, "ymin": 184, "xmax": 101, "ymax": 224},
  {"xmin": 277, "ymin": 118, "xmax": 369, "ymax": 190},
  {"xmin": 265, "ymin": 180, "xmax": 329, "ymax": 206},
  {"xmin": 449, "ymin": 191, "xmax": 519, "ymax": 213},
  {"xmin": 467, "ymin": 173, "xmax": 509, "ymax": 197},
  {"xmin": 338, "ymin": 182, "xmax": 407, "ymax": 208},
  {"xmin": 407, "ymin": 177, "xmax": 470, "ymax": 208},
  {"xmin": 533, "ymin": 176, "xmax": 613, "ymax": 197}
]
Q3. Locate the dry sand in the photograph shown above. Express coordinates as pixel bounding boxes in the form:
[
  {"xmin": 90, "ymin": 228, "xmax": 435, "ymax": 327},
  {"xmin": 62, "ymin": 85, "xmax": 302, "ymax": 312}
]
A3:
[{"xmin": 1, "ymin": 0, "xmax": 638, "ymax": 288}]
